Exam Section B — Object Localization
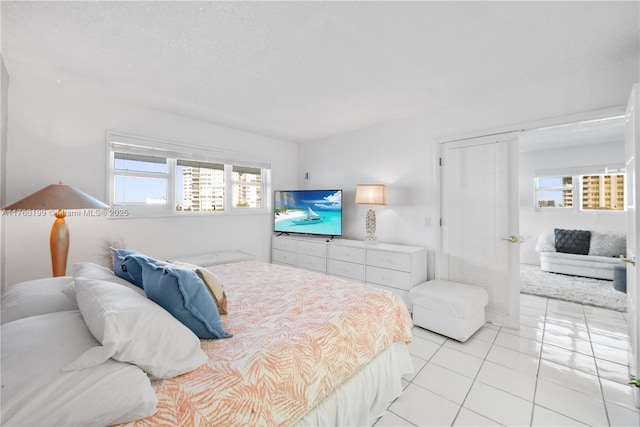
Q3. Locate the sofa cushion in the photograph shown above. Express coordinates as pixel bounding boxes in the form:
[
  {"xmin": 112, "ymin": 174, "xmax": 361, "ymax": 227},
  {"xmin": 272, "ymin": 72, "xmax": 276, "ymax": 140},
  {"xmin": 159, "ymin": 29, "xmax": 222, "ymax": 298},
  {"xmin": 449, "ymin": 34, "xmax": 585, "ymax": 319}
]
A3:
[
  {"xmin": 555, "ymin": 229, "xmax": 591, "ymax": 255},
  {"xmin": 589, "ymin": 231, "xmax": 626, "ymax": 257},
  {"xmin": 535, "ymin": 230, "xmax": 556, "ymax": 252}
]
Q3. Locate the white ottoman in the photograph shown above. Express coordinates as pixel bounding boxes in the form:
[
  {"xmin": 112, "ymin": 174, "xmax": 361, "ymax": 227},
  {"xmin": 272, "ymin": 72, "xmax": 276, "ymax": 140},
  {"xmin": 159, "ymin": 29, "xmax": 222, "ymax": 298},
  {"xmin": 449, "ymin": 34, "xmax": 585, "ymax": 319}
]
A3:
[{"xmin": 410, "ymin": 280, "xmax": 489, "ymax": 342}]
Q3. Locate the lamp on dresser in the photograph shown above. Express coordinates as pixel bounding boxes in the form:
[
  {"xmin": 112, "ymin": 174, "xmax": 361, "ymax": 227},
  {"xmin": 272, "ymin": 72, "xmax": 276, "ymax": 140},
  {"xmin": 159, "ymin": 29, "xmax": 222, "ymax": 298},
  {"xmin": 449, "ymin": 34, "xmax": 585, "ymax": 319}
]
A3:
[
  {"xmin": 355, "ymin": 184, "xmax": 387, "ymax": 244},
  {"xmin": 2, "ymin": 182, "xmax": 109, "ymax": 276}
]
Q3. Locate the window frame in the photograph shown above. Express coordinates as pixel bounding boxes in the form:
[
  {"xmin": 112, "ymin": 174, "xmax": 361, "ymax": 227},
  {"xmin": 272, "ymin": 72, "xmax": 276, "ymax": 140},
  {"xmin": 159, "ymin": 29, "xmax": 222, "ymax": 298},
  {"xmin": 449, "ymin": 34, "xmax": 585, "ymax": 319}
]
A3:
[
  {"xmin": 533, "ymin": 165, "xmax": 626, "ymax": 213},
  {"xmin": 534, "ymin": 175, "xmax": 574, "ymax": 210},
  {"xmin": 579, "ymin": 173, "xmax": 626, "ymax": 212},
  {"xmin": 107, "ymin": 132, "xmax": 271, "ymax": 217}
]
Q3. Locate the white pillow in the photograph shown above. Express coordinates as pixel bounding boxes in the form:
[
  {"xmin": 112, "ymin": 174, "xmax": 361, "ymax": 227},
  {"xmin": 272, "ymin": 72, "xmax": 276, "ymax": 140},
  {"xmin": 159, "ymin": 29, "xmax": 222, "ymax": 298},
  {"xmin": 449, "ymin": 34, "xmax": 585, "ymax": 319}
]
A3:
[
  {"xmin": 68, "ymin": 277, "xmax": 208, "ymax": 379},
  {"xmin": 535, "ymin": 229, "xmax": 557, "ymax": 252},
  {"xmin": 63, "ymin": 261, "xmax": 146, "ymax": 301},
  {"xmin": 1, "ymin": 276, "xmax": 76, "ymax": 324},
  {"xmin": 1, "ymin": 311, "xmax": 157, "ymax": 426}
]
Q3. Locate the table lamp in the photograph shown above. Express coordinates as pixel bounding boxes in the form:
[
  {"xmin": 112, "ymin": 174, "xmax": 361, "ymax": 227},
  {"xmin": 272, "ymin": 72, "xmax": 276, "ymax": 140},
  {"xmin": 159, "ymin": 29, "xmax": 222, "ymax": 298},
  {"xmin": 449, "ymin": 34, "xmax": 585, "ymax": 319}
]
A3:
[
  {"xmin": 2, "ymin": 182, "xmax": 109, "ymax": 276},
  {"xmin": 355, "ymin": 184, "xmax": 387, "ymax": 244}
]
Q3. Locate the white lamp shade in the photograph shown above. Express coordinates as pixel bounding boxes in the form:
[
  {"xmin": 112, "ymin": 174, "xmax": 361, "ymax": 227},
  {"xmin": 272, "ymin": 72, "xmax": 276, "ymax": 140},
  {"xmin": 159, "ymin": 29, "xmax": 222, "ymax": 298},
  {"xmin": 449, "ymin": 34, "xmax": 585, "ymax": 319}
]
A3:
[{"xmin": 355, "ymin": 184, "xmax": 387, "ymax": 205}]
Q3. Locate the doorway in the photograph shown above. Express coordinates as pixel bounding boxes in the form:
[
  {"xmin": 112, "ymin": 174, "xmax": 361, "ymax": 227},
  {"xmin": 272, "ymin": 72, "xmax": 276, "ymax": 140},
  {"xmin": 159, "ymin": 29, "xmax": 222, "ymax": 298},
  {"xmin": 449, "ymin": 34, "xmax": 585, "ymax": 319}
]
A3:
[{"xmin": 440, "ymin": 133, "xmax": 520, "ymax": 328}]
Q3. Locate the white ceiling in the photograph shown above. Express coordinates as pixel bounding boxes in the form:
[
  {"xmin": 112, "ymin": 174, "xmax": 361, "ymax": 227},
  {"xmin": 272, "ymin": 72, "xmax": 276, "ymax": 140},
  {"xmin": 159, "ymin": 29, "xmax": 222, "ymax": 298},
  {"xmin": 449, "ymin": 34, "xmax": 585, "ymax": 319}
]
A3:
[
  {"xmin": 519, "ymin": 115, "xmax": 627, "ymax": 153},
  {"xmin": 1, "ymin": 1, "xmax": 639, "ymax": 142}
]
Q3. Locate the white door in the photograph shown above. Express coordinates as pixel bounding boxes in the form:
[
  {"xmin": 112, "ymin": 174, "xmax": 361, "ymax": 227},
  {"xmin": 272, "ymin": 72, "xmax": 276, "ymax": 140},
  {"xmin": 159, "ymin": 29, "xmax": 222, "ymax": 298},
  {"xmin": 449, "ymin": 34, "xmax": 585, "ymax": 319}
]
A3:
[
  {"xmin": 440, "ymin": 133, "xmax": 520, "ymax": 328},
  {"xmin": 625, "ymin": 83, "xmax": 639, "ymax": 390}
]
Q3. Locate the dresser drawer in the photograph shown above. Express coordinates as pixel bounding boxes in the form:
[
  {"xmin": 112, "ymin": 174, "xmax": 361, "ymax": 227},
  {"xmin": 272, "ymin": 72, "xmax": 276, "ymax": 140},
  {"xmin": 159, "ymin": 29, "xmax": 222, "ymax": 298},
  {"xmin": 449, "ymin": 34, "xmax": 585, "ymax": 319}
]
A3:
[
  {"xmin": 297, "ymin": 254, "xmax": 326, "ymax": 274},
  {"xmin": 327, "ymin": 259, "xmax": 365, "ymax": 282},
  {"xmin": 298, "ymin": 240, "xmax": 327, "ymax": 258},
  {"xmin": 272, "ymin": 237, "xmax": 298, "ymax": 252},
  {"xmin": 328, "ymin": 245, "xmax": 365, "ymax": 264},
  {"xmin": 272, "ymin": 248, "xmax": 297, "ymax": 266},
  {"xmin": 366, "ymin": 250, "xmax": 411, "ymax": 272},
  {"xmin": 366, "ymin": 266, "xmax": 411, "ymax": 290}
]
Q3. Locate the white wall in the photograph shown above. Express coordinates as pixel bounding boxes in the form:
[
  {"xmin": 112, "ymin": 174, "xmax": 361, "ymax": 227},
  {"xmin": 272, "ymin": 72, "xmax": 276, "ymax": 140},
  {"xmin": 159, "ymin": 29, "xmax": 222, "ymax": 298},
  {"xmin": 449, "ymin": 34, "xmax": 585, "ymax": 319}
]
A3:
[
  {"xmin": 298, "ymin": 110, "xmax": 495, "ymax": 280},
  {"xmin": 299, "ymin": 96, "xmax": 635, "ymax": 280},
  {"xmin": 3, "ymin": 73, "xmax": 298, "ymax": 288},
  {"xmin": 519, "ymin": 140, "xmax": 626, "ymax": 265}
]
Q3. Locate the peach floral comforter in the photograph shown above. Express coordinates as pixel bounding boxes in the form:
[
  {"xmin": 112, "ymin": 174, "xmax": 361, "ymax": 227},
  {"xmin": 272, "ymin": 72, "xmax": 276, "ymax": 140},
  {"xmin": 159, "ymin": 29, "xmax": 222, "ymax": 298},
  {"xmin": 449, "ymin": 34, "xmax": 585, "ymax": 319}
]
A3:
[{"xmin": 124, "ymin": 261, "xmax": 412, "ymax": 427}]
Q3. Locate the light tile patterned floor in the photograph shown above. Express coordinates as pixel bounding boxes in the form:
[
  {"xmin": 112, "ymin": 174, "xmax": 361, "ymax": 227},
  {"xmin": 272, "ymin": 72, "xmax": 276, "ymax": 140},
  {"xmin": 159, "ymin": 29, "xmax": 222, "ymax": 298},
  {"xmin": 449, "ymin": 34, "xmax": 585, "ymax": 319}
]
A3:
[{"xmin": 374, "ymin": 294, "xmax": 640, "ymax": 426}]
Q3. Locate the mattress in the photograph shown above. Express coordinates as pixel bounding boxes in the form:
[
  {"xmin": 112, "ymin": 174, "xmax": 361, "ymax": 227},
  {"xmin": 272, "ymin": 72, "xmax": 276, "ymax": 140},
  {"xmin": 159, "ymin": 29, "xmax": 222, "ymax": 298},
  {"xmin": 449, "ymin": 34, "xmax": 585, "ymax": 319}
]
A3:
[{"xmin": 121, "ymin": 261, "xmax": 413, "ymax": 426}]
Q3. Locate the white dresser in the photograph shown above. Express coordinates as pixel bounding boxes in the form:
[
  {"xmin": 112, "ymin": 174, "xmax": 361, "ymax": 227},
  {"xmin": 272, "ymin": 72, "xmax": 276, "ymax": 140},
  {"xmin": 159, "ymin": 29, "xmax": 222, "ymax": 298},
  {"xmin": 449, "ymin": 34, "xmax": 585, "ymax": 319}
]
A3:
[{"xmin": 272, "ymin": 235, "xmax": 427, "ymax": 309}]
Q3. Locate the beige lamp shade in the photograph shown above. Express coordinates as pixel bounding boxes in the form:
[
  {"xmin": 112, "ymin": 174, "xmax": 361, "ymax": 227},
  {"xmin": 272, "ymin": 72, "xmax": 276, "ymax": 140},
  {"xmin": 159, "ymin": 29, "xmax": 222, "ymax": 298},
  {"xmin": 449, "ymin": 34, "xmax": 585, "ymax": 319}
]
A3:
[
  {"xmin": 3, "ymin": 183, "xmax": 109, "ymax": 211},
  {"xmin": 355, "ymin": 184, "xmax": 387, "ymax": 205},
  {"xmin": 355, "ymin": 184, "xmax": 386, "ymax": 244},
  {"xmin": 3, "ymin": 182, "xmax": 109, "ymax": 277}
]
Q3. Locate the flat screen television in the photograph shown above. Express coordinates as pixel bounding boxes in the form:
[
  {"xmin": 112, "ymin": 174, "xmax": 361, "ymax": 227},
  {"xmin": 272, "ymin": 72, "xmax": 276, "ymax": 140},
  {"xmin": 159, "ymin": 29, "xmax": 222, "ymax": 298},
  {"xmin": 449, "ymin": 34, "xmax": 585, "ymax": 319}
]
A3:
[{"xmin": 274, "ymin": 189, "xmax": 342, "ymax": 237}]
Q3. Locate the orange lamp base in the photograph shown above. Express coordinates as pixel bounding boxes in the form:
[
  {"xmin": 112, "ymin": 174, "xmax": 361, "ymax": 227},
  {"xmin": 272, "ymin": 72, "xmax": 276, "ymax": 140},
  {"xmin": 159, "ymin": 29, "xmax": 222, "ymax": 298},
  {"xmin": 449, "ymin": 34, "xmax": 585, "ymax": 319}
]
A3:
[{"xmin": 50, "ymin": 209, "xmax": 69, "ymax": 277}]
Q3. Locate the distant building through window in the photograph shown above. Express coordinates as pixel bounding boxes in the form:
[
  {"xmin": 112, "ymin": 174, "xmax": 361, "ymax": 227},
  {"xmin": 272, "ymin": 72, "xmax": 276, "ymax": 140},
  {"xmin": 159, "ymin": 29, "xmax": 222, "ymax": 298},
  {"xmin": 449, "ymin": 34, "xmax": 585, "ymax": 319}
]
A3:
[{"xmin": 581, "ymin": 174, "xmax": 625, "ymax": 210}]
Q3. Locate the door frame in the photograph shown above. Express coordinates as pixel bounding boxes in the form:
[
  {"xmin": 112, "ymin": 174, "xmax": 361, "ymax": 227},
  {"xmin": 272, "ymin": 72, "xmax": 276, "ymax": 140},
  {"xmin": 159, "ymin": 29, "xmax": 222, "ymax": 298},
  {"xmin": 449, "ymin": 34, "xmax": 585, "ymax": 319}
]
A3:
[
  {"xmin": 438, "ymin": 132, "xmax": 520, "ymax": 327},
  {"xmin": 625, "ymin": 83, "xmax": 640, "ymax": 392},
  {"xmin": 433, "ymin": 106, "xmax": 628, "ymax": 311},
  {"xmin": 434, "ymin": 107, "xmax": 627, "ymax": 277}
]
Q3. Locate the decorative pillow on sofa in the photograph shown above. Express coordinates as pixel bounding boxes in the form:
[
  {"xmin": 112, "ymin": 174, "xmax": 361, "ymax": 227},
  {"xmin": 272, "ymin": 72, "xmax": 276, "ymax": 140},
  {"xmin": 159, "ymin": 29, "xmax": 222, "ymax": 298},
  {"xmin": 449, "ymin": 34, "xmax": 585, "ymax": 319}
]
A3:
[
  {"xmin": 589, "ymin": 231, "xmax": 626, "ymax": 257},
  {"xmin": 68, "ymin": 277, "xmax": 208, "ymax": 379},
  {"xmin": 1, "ymin": 276, "xmax": 77, "ymax": 325},
  {"xmin": 534, "ymin": 229, "xmax": 557, "ymax": 252},
  {"xmin": 1, "ymin": 310, "xmax": 157, "ymax": 426},
  {"xmin": 140, "ymin": 260, "xmax": 232, "ymax": 339},
  {"xmin": 554, "ymin": 228, "xmax": 591, "ymax": 255}
]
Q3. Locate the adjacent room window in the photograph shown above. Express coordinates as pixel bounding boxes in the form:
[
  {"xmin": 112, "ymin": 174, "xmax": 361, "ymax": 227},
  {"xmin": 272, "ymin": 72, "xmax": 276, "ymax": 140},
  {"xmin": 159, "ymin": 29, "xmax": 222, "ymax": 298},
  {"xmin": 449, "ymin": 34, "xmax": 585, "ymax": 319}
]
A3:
[
  {"xmin": 534, "ymin": 169, "xmax": 625, "ymax": 212},
  {"xmin": 581, "ymin": 174, "xmax": 625, "ymax": 211},
  {"xmin": 108, "ymin": 133, "xmax": 270, "ymax": 216},
  {"xmin": 535, "ymin": 176, "xmax": 573, "ymax": 208}
]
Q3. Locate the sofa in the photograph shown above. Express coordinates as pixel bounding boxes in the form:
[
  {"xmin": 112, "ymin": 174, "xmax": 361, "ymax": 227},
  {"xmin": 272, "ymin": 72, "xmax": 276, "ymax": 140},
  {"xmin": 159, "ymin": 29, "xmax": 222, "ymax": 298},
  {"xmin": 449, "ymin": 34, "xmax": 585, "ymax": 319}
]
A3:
[{"xmin": 535, "ymin": 228, "xmax": 626, "ymax": 281}]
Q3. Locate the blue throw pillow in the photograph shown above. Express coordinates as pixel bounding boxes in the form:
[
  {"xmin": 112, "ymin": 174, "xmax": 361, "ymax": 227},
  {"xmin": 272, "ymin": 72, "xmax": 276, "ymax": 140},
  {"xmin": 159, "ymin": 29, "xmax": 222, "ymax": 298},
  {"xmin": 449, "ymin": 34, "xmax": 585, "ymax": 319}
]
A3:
[
  {"xmin": 141, "ymin": 261, "xmax": 232, "ymax": 340},
  {"xmin": 112, "ymin": 250, "xmax": 157, "ymax": 289}
]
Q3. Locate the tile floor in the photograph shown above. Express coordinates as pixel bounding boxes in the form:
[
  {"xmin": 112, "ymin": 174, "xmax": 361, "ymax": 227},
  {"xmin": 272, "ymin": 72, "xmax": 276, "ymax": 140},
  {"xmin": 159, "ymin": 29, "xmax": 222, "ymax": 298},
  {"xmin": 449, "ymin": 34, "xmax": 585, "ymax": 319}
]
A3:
[{"xmin": 374, "ymin": 294, "xmax": 640, "ymax": 426}]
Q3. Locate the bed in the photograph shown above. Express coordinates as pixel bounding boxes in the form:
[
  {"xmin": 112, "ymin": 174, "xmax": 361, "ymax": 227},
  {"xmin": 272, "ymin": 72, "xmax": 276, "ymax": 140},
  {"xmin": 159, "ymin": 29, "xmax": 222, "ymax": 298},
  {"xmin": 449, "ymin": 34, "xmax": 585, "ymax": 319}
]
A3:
[{"xmin": 1, "ymin": 260, "xmax": 413, "ymax": 426}]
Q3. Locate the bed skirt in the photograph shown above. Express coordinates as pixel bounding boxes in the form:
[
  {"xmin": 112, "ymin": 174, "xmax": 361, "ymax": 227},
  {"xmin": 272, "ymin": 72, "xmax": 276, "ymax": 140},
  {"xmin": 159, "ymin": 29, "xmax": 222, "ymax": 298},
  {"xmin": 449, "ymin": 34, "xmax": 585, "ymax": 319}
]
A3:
[{"xmin": 294, "ymin": 341, "xmax": 413, "ymax": 426}]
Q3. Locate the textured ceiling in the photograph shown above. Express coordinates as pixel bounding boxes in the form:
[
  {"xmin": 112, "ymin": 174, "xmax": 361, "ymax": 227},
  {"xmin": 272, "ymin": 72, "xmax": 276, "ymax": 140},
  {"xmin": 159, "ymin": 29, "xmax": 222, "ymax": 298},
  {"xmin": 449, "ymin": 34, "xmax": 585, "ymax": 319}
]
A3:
[{"xmin": 1, "ymin": 1, "xmax": 639, "ymax": 142}]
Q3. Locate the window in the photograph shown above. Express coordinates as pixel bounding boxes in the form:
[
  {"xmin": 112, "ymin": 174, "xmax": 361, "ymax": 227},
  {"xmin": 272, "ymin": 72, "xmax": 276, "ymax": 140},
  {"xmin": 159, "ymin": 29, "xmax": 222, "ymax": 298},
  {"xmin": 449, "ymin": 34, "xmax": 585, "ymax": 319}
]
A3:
[
  {"xmin": 232, "ymin": 166, "xmax": 263, "ymax": 208},
  {"xmin": 534, "ymin": 168, "xmax": 625, "ymax": 212},
  {"xmin": 108, "ymin": 133, "xmax": 270, "ymax": 216},
  {"xmin": 581, "ymin": 174, "xmax": 625, "ymax": 211},
  {"xmin": 535, "ymin": 176, "xmax": 573, "ymax": 208},
  {"xmin": 176, "ymin": 160, "xmax": 224, "ymax": 212},
  {"xmin": 113, "ymin": 153, "xmax": 168, "ymax": 206}
]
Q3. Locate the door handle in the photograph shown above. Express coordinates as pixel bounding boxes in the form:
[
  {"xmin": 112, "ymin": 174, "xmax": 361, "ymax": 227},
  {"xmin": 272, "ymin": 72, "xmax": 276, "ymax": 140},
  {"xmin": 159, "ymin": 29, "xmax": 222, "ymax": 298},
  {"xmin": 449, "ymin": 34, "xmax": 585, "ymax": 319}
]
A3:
[
  {"xmin": 501, "ymin": 235, "xmax": 520, "ymax": 243},
  {"xmin": 620, "ymin": 256, "xmax": 636, "ymax": 266}
]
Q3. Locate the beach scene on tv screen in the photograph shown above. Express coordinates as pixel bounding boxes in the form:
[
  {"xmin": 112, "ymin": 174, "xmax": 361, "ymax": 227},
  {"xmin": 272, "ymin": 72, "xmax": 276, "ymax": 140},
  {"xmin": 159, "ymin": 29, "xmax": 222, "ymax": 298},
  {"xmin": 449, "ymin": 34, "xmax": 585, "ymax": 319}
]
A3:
[{"xmin": 274, "ymin": 190, "xmax": 342, "ymax": 236}]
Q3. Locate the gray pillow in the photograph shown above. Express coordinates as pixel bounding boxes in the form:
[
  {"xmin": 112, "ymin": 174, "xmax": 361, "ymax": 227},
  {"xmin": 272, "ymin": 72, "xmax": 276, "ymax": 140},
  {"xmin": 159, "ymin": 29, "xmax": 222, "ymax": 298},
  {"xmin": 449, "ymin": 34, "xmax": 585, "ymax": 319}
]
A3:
[{"xmin": 589, "ymin": 232, "xmax": 626, "ymax": 257}]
